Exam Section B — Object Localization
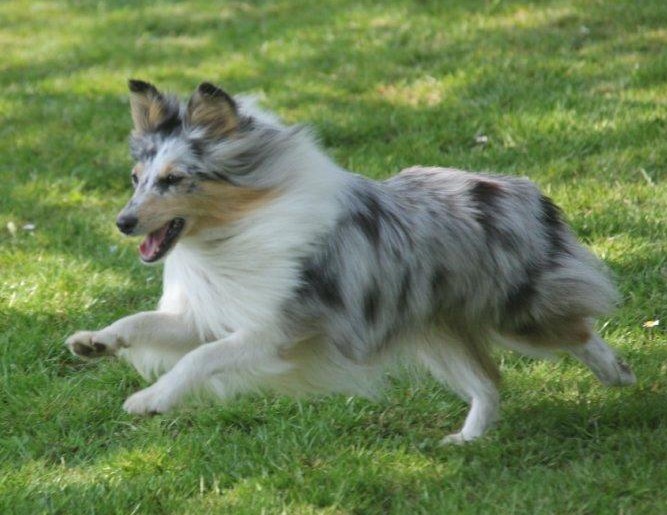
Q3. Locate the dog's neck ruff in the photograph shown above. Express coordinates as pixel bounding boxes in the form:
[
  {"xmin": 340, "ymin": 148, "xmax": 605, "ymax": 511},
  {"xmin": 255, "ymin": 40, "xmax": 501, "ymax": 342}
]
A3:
[{"xmin": 158, "ymin": 137, "xmax": 349, "ymax": 342}]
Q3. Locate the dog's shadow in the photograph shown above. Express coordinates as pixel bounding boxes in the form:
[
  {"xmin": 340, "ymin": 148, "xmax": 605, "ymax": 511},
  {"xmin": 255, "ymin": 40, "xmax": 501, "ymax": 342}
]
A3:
[{"xmin": 497, "ymin": 392, "xmax": 664, "ymax": 441}]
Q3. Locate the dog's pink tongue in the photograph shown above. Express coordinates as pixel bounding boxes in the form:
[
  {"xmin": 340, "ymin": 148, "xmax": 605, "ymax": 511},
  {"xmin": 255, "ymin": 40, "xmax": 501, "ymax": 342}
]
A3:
[{"xmin": 139, "ymin": 223, "xmax": 170, "ymax": 260}]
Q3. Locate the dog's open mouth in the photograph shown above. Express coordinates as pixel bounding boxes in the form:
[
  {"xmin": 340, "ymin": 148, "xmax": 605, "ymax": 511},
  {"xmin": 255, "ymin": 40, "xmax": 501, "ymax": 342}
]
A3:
[{"xmin": 139, "ymin": 218, "xmax": 185, "ymax": 263}]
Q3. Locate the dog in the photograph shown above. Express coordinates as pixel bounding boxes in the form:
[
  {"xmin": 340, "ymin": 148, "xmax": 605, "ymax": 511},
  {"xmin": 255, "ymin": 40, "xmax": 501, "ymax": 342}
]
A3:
[{"xmin": 66, "ymin": 80, "xmax": 636, "ymax": 443}]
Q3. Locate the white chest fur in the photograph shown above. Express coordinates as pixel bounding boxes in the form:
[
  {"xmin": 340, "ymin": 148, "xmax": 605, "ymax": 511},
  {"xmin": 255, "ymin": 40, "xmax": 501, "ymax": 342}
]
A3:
[{"xmin": 158, "ymin": 165, "xmax": 347, "ymax": 342}]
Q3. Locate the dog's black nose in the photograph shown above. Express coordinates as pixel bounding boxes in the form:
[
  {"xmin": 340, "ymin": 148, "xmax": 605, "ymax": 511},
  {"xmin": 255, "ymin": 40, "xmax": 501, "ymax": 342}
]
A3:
[{"xmin": 116, "ymin": 215, "xmax": 138, "ymax": 235}]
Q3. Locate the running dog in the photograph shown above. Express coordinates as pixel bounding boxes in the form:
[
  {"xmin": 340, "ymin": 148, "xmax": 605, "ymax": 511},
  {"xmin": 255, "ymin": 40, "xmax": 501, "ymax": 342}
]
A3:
[{"xmin": 66, "ymin": 80, "xmax": 636, "ymax": 443}]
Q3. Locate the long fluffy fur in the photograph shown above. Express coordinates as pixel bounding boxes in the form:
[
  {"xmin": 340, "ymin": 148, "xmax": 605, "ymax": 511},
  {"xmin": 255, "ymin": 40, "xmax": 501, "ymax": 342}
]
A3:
[{"xmin": 66, "ymin": 81, "xmax": 635, "ymax": 442}]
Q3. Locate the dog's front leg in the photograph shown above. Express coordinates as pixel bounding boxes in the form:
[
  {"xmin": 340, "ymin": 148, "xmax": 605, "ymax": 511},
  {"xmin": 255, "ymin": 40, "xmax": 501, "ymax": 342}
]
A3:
[
  {"xmin": 122, "ymin": 329, "xmax": 291, "ymax": 415},
  {"xmin": 66, "ymin": 311, "xmax": 199, "ymax": 359}
]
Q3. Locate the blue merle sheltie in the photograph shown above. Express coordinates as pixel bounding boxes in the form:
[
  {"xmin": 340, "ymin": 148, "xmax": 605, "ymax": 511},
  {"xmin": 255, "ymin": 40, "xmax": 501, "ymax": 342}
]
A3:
[{"xmin": 67, "ymin": 80, "xmax": 636, "ymax": 443}]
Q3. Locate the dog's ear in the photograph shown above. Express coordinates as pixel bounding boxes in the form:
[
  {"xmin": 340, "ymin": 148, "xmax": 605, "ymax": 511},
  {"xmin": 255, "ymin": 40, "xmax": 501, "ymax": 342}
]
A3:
[
  {"xmin": 128, "ymin": 79, "xmax": 172, "ymax": 133},
  {"xmin": 186, "ymin": 82, "xmax": 239, "ymax": 139}
]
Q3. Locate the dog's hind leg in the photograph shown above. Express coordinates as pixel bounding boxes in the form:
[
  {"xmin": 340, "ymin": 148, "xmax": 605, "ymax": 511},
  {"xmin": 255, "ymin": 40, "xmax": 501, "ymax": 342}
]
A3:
[
  {"xmin": 501, "ymin": 318, "xmax": 636, "ymax": 387},
  {"xmin": 569, "ymin": 332, "xmax": 636, "ymax": 386},
  {"xmin": 418, "ymin": 332, "xmax": 500, "ymax": 444}
]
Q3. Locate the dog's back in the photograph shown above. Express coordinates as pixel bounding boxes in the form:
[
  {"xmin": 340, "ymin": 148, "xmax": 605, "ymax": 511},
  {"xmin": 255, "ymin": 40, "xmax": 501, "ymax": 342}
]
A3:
[{"xmin": 285, "ymin": 166, "xmax": 617, "ymax": 361}]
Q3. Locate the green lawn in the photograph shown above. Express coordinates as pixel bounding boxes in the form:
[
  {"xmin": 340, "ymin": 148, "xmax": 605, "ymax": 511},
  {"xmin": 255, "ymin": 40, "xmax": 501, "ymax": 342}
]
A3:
[{"xmin": 1, "ymin": 0, "xmax": 666, "ymax": 513}]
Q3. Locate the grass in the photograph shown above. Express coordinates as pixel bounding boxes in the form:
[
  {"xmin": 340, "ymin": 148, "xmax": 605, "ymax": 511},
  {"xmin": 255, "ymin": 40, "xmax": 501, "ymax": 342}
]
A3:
[{"xmin": 1, "ymin": 0, "xmax": 666, "ymax": 512}]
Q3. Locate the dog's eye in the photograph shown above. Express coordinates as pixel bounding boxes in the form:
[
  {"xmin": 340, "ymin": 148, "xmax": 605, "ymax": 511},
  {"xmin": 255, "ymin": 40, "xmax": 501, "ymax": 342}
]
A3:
[
  {"xmin": 160, "ymin": 174, "xmax": 184, "ymax": 187},
  {"xmin": 131, "ymin": 173, "xmax": 138, "ymax": 186}
]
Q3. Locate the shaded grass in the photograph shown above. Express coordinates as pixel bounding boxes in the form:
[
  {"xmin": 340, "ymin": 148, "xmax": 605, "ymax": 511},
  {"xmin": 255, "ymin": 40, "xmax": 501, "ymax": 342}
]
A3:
[{"xmin": 1, "ymin": 0, "xmax": 666, "ymax": 513}]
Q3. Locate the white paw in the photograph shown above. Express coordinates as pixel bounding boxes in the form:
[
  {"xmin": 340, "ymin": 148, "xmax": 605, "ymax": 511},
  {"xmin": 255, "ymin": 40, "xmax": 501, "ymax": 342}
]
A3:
[
  {"xmin": 123, "ymin": 382, "xmax": 179, "ymax": 415},
  {"xmin": 66, "ymin": 330, "xmax": 124, "ymax": 359},
  {"xmin": 440, "ymin": 431, "xmax": 483, "ymax": 445},
  {"xmin": 440, "ymin": 432, "xmax": 468, "ymax": 445},
  {"xmin": 611, "ymin": 358, "xmax": 637, "ymax": 387},
  {"xmin": 594, "ymin": 357, "xmax": 637, "ymax": 387}
]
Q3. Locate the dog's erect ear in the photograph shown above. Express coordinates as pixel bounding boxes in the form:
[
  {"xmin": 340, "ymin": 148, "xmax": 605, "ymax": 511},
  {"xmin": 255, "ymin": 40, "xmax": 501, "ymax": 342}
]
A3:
[
  {"xmin": 128, "ymin": 79, "xmax": 171, "ymax": 133},
  {"xmin": 186, "ymin": 82, "xmax": 239, "ymax": 139}
]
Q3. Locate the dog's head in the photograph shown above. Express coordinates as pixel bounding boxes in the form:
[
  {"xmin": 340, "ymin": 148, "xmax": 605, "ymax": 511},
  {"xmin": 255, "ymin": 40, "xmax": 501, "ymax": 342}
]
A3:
[{"xmin": 117, "ymin": 80, "xmax": 282, "ymax": 263}]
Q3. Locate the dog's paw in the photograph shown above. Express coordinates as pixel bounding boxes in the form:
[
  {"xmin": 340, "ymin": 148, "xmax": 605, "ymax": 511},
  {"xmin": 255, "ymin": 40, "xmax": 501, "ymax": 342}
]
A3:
[
  {"xmin": 610, "ymin": 358, "xmax": 637, "ymax": 387},
  {"xmin": 440, "ymin": 431, "xmax": 483, "ymax": 445},
  {"xmin": 66, "ymin": 330, "xmax": 124, "ymax": 359},
  {"xmin": 123, "ymin": 383, "xmax": 178, "ymax": 416}
]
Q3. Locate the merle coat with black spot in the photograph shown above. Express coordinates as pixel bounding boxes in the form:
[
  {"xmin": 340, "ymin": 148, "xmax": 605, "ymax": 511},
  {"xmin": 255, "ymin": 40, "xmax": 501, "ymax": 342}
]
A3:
[{"xmin": 283, "ymin": 166, "xmax": 616, "ymax": 363}]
